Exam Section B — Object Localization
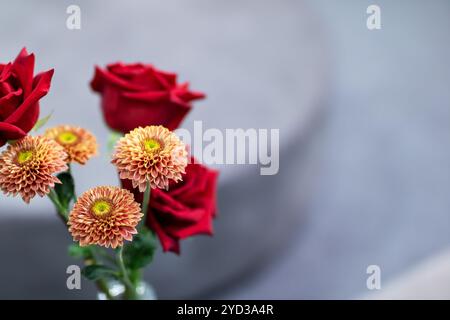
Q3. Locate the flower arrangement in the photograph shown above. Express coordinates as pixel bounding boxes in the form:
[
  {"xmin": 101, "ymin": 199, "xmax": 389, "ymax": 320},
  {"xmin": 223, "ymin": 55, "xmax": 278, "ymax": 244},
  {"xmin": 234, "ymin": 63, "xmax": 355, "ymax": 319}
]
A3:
[{"xmin": 0, "ymin": 48, "xmax": 218, "ymax": 299}]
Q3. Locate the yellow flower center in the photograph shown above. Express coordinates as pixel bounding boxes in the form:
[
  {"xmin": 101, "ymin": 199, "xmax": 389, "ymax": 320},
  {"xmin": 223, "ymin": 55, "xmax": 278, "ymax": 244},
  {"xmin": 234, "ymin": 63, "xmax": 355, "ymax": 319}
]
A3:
[
  {"xmin": 17, "ymin": 150, "xmax": 33, "ymax": 164},
  {"xmin": 144, "ymin": 138, "xmax": 161, "ymax": 153},
  {"xmin": 57, "ymin": 131, "xmax": 79, "ymax": 145},
  {"xmin": 91, "ymin": 200, "xmax": 112, "ymax": 218}
]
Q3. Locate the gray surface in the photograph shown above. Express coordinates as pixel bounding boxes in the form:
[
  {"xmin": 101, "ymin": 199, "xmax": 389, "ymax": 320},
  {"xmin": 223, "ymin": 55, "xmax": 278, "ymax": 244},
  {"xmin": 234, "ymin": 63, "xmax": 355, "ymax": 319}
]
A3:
[
  {"xmin": 220, "ymin": 0, "xmax": 450, "ymax": 299},
  {"xmin": 367, "ymin": 248, "xmax": 450, "ymax": 299}
]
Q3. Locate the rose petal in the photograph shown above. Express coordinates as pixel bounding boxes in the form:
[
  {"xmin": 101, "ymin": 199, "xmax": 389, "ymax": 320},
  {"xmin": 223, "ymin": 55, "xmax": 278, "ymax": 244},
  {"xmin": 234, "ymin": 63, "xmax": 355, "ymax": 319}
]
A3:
[
  {"xmin": 0, "ymin": 62, "xmax": 12, "ymax": 81},
  {"xmin": 5, "ymin": 68, "xmax": 54, "ymax": 133},
  {"xmin": 11, "ymin": 48, "xmax": 34, "ymax": 97},
  {"xmin": 165, "ymin": 208, "xmax": 214, "ymax": 239},
  {"xmin": 0, "ymin": 122, "xmax": 27, "ymax": 143},
  {"xmin": 0, "ymin": 88, "xmax": 22, "ymax": 120},
  {"xmin": 147, "ymin": 212, "xmax": 181, "ymax": 253},
  {"xmin": 91, "ymin": 66, "xmax": 151, "ymax": 92},
  {"xmin": 121, "ymin": 90, "xmax": 169, "ymax": 102},
  {"xmin": 153, "ymin": 68, "xmax": 177, "ymax": 89},
  {"xmin": 173, "ymin": 82, "xmax": 206, "ymax": 103},
  {"xmin": 108, "ymin": 63, "xmax": 165, "ymax": 91}
]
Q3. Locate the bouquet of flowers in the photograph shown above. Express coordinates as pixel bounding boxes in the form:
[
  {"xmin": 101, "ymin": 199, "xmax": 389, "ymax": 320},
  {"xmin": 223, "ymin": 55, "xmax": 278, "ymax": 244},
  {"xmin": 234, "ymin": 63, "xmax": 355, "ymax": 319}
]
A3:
[{"xmin": 0, "ymin": 48, "xmax": 218, "ymax": 299}]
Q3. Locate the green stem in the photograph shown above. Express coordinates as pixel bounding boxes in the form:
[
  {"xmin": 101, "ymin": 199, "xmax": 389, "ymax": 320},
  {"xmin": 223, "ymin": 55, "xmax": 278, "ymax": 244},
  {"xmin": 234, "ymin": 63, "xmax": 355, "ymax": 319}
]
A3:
[
  {"xmin": 117, "ymin": 246, "xmax": 137, "ymax": 299},
  {"xmin": 139, "ymin": 182, "xmax": 151, "ymax": 229},
  {"xmin": 67, "ymin": 164, "xmax": 78, "ymax": 202},
  {"xmin": 96, "ymin": 277, "xmax": 114, "ymax": 300},
  {"xmin": 129, "ymin": 269, "xmax": 142, "ymax": 287},
  {"xmin": 85, "ymin": 248, "xmax": 114, "ymax": 300},
  {"xmin": 48, "ymin": 189, "xmax": 67, "ymax": 222}
]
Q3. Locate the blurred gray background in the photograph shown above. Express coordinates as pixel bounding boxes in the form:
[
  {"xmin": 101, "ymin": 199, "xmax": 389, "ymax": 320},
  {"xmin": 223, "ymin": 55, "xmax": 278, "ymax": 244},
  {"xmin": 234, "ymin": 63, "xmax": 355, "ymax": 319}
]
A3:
[{"xmin": 0, "ymin": 0, "xmax": 450, "ymax": 299}]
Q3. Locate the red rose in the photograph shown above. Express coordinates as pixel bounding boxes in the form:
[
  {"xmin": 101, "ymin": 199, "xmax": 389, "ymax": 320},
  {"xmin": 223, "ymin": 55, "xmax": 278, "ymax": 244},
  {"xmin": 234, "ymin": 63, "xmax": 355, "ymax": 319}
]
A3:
[
  {"xmin": 122, "ymin": 158, "xmax": 219, "ymax": 254},
  {"xmin": 90, "ymin": 62, "xmax": 205, "ymax": 133},
  {"xmin": 0, "ymin": 48, "xmax": 54, "ymax": 146}
]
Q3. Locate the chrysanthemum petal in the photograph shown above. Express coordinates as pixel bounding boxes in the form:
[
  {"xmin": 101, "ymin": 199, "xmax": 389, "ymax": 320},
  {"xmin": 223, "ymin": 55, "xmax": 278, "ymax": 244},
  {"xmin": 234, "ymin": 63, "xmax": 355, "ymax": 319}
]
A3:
[
  {"xmin": 68, "ymin": 186, "xmax": 143, "ymax": 248},
  {"xmin": 44, "ymin": 125, "xmax": 97, "ymax": 165},
  {"xmin": 0, "ymin": 136, "xmax": 68, "ymax": 203},
  {"xmin": 112, "ymin": 126, "xmax": 187, "ymax": 190}
]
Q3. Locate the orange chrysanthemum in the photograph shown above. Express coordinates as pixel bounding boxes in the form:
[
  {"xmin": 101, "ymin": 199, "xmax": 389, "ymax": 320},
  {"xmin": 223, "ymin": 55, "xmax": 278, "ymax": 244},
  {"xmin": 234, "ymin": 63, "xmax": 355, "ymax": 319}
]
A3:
[
  {"xmin": 0, "ymin": 136, "xmax": 68, "ymax": 203},
  {"xmin": 112, "ymin": 126, "xmax": 188, "ymax": 192},
  {"xmin": 68, "ymin": 186, "xmax": 143, "ymax": 248},
  {"xmin": 44, "ymin": 125, "xmax": 97, "ymax": 165}
]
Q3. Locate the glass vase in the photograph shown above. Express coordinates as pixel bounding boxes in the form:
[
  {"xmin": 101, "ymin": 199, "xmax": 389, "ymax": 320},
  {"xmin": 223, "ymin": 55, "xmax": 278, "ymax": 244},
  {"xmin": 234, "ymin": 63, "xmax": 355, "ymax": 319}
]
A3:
[{"xmin": 97, "ymin": 280, "xmax": 157, "ymax": 300}]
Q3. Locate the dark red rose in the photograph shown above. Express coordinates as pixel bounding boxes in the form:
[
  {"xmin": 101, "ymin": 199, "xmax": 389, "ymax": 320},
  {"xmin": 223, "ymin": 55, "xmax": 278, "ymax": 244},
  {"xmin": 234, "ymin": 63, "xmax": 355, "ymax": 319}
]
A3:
[
  {"xmin": 122, "ymin": 158, "xmax": 219, "ymax": 254},
  {"xmin": 90, "ymin": 62, "xmax": 205, "ymax": 133},
  {"xmin": 0, "ymin": 48, "xmax": 54, "ymax": 147}
]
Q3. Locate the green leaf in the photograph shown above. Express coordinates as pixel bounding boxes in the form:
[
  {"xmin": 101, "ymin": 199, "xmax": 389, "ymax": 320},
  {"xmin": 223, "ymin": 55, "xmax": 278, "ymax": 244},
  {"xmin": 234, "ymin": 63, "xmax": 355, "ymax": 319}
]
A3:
[
  {"xmin": 82, "ymin": 265, "xmax": 118, "ymax": 281},
  {"xmin": 123, "ymin": 227, "xmax": 157, "ymax": 270},
  {"xmin": 68, "ymin": 243, "xmax": 92, "ymax": 259},
  {"xmin": 107, "ymin": 131, "xmax": 123, "ymax": 154},
  {"xmin": 54, "ymin": 171, "xmax": 75, "ymax": 209},
  {"xmin": 33, "ymin": 112, "xmax": 53, "ymax": 132}
]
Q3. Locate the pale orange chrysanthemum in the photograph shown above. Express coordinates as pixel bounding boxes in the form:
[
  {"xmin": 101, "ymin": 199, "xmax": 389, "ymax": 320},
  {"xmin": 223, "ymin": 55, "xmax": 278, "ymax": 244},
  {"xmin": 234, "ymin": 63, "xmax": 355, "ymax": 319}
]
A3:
[
  {"xmin": 68, "ymin": 186, "xmax": 143, "ymax": 249},
  {"xmin": 112, "ymin": 126, "xmax": 188, "ymax": 192},
  {"xmin": 44, "ymin": 125, "xmax": 98, "ymax": 165},
  {"xmin": 0, "ymin": 136, "xmax": 68, "ymax": 203}
]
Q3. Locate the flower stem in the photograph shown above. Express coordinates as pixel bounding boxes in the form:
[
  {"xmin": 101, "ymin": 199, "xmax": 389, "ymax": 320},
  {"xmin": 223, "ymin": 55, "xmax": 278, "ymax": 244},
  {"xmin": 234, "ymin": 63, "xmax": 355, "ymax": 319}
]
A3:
[
  {"xmin": 85, "ymin": 248, "xmax": 115, "ymax": 300},
  {"xmin": 47, "ymin": 189, "xmax": 67, "ymax": 222},
  {"xmin": 139, "ymin": 181, "xmax": 151, "ymax": 228},
  {"xmin": 96, "ymin": 277, "xmax": 114, "ymax": 300},
  {"xmin": 117, "ymin": 246, "xmax": 137, "ymax": 299}
]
